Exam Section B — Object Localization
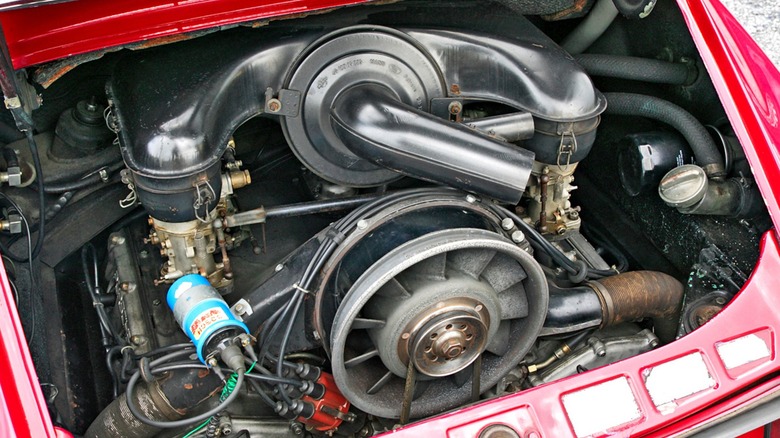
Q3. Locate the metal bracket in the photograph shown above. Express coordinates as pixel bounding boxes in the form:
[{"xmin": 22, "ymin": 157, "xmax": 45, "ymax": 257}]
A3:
[{"xmin": 264, "ymin": 87, "xmax": 301, "ymax": 117}]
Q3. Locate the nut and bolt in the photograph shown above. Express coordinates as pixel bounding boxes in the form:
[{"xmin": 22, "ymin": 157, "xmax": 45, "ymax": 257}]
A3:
[
  {"xmin": 152, "ymin": 299, "xmax": 161, "ymax": 307},
  {"xmin": 450, "ymin": 84, "xmax": 461, "ymax": 95},
  {"xmin": 714, "ymin": 296, "xmax": 727, "ymax": 305},
  {"xmin": 290, "ymin": 422, "xmax": 304, "ymax": 436},
  {"xmin": 275, "ymin": 264, "xmax": 284, "ymax": 272},
  {"xmin": 649, "ymin": 338, "xmax": 660, "ymax": 348},
  {"xmin": 1, "ymin": 214, "xmax": 21, "ymax": 234},
  {"xmin": 501, "ymin": 218, "xmax": 515, "ymax": 231},
  {"xmin": 110, "ymin": 235, "xmax": 126, "ymax": 245},
  {"xmin": 465, "ymin": 194, "xmax": 477, "ymax": 204},
  {"xmin": 448, "ymin": 101, "xmax": 463, "ymax": 115},
  {"xmin": 511, "ymin": 230, "xmax": 525, "ymax": 243},
  {"xmin": 208, "ymin": 358, "xmax": 219, "ymax": 367},
  {"xmin": 268, "ymin": 98, "xmax": 282, "ymax": 113},
  {"xmin": 356, "ymin": 219, "xmax": 369, "ymax": 230}
]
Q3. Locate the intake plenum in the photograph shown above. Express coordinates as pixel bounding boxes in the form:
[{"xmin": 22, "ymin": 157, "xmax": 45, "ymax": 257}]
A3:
[{"xmin": 330, "ymin": 85, "xmax": 535, "ymax": 203}]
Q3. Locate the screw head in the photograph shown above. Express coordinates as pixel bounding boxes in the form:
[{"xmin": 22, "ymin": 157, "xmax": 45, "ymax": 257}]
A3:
[
  {"xmin": 268, "ymin": 98, "xmax": 282, "ymax": 113},
  {"xmin": 501, "ymin": 218, "xmax": 514, "ymax": 231},
  {"xmin": 356, "ymin": 219, "xmax": 369, "ymax": 230}
]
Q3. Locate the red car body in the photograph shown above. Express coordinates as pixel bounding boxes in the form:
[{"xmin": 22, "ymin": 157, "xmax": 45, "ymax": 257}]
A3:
[{"xmin": 1, "ymin": 0, "xmax": 779, "ymax": 437}]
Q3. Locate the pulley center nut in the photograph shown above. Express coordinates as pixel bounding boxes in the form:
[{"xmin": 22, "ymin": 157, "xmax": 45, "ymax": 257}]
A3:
[{"xmin": 411, "ymin": 312, "xmax": 487, "ymax": 377}]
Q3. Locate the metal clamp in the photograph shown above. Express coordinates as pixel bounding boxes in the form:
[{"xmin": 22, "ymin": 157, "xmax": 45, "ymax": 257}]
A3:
[
  {"xmin": 556, "ymin": 131, "xmax": 578, "ymax": 169},
  {"xmin": 193, "ymin": 180, "xmax": 216, "ymax": 223}
]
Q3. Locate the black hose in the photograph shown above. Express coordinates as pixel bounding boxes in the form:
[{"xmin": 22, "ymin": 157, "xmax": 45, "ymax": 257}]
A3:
[
  {"xmin": 44, "ymin": 191, "xmax": 74, "ymax": 222},
  {"xmin": 24, "ymin": 130, "xmax": 45, "ymax": 259},
  {"xmin": 603, "ymin": 92, "xmax": 725, "ymax": 177},
  {"xmin": 574, "ymin": 54, "xmax": 695, "ymax": 85},
  {"xmin": 2, "ymin": 146, "xmax": 18, "ymax": 168},
  {"xmin": 0, "ymin": 191, "xmax": 35, "ymax": 344},
  {"xmin": 490, "ymin": 205, "xmax": 616, "ymax": 279},
  {"xmin": 275, "ymin": 292, "xmax": 304, "ymax": 405},
  {"xmin": 126, "ymin": 367, "xmax": 245, "ymax": 429},
  {"xmin": 81, "ymin": 244, "xmax": 123, "ymax": 344},
  {"xmin": 43, "ymin": 160, "xmax": 125, "ymax": 194}
]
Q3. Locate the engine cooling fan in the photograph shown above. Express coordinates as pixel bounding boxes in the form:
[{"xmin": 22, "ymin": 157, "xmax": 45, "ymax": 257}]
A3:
[{"xmin": 330, "ymin": 228, "xmax": 548, "ymax": 419}]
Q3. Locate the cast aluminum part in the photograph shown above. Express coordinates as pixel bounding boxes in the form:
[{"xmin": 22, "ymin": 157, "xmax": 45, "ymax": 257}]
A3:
[
  {"xmin": 524, "ymin": 161, "xmax": 582, "ymax": 235},
  {"xmin": 108, "ymin": 230, "xmax": 154, "ymax": 354},
  {"xmin": 201, "ymin": 418, "xmax": 297, "ymax": 438},
  {"xmin": 659, "ymin": 164, "xmax": 763, "ymax": 217},
  {"xmin": 148, "ymin": 215, "xmax": 228, "ymax": 287},
  {"xmin": 146, "ymin": 169, "xmax": 250, "ymax": 289},
  {"xmin": 531, "ymin": 329, "xmax": 659, "ymax": 385}
]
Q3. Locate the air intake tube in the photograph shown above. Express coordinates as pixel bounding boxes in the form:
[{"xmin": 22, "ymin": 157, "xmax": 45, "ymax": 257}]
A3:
[
  {"xmin": 330, "ymin": 84, "xmax": 535, "ymax": 204},
  {"xmin": 544, "ymin": 270, "xmax": 684, "ymax": 342}
]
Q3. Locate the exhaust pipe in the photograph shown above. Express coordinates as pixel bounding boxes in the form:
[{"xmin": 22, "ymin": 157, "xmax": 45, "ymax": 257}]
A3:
[{"xmin": 330, "ymin": 84, "xmax": 535, "ymax": 204}]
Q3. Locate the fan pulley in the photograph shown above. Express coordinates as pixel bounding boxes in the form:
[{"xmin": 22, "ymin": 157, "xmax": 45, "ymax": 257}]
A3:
[{"xmin": 329, "ymin": 228, "xmax": 548, "ymax": 419}]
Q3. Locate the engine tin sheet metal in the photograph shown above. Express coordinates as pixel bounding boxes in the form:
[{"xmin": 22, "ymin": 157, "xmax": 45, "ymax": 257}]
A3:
[{"xmin": 381, "ymin": 230, "xmax": 780, "ymax": 437}]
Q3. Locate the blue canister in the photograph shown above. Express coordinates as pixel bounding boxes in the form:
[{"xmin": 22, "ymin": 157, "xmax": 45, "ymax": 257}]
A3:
[{"xmin": 167, "ymin": 274, "xmax": 249, "ymax": 364}]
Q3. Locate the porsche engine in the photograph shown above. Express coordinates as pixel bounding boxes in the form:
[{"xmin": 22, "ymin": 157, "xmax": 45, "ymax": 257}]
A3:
[{"xmin": 0, "ymin": 1, "xmax": 767, "ymax": 437}]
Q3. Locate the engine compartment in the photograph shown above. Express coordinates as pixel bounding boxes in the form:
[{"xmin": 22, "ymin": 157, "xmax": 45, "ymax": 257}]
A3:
[{"xmin": 0, "ymin": 0, "xmax": 770, "ymax": 437}]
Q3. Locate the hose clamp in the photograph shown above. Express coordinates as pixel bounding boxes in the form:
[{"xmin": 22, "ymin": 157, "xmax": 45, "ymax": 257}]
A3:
[{"xmin": 587, "ymin": 280, "xmax": 614, "ymax": 327}]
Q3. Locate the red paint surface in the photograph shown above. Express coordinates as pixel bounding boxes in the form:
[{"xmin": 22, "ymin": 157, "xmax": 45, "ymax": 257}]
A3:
[
  {"xmin": 739, "ymin": 427, "xmax": 768, "ymax": 438},
  {"xmin": 1, "ymin": 0, "xmax": 780, "ymax": 436},
  {"xmin": 0, "ymin": 0, "xmax": 369, "ymax": 69},
  {"xmin": 0, "ymin": 261, "xmax": 55, "ymax": 438}
]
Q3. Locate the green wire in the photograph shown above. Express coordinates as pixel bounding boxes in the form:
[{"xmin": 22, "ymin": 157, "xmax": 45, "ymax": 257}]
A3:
[
  {"xmin": 181, "ymin": 362, "xmax": 257, "ymax": 438},
  {"xmin": 182, "ymin": 419, "xmax": 209, "ymax": 438}
]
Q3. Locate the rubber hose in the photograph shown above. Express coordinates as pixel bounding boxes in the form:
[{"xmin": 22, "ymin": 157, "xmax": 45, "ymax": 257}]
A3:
[
  {"xmin": 590, "ymin": 270, "xmax": 683, "ymax": 342},
  {"xmin": 575, "ymin": 54, "xmax": 695, "ymax": 85},
  {"xmin": 561, "ymin": 0, "xmax": 619, "ymax": 55},
  {"xmin": 2, "ymin": 146, "xmax": 18, "ymax": 168},
  {"xmin": 43, "ymin": 160, "xmax": 125, "ymax": 194},
  {"xmin": 603, "ymin": 92, "xmax": 726, "ymax": 177}
]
